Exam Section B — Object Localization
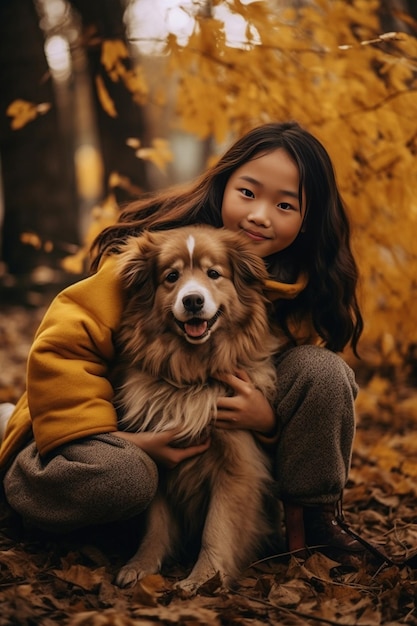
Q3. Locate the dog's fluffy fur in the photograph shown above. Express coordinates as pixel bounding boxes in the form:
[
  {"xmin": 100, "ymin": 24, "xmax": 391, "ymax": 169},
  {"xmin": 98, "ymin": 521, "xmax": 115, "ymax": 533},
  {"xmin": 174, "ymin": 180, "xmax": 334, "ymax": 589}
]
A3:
[{"xmin": 113, "ymin": 225, "xmax": 279, "ymax": 594}]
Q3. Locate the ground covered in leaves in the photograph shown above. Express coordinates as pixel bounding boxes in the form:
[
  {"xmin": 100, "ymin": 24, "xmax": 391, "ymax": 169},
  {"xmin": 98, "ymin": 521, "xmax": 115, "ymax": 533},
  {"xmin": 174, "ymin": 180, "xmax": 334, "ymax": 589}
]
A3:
[{"xmin": 1, "ymin": 303, "xmax": 417, "ymax": 625}]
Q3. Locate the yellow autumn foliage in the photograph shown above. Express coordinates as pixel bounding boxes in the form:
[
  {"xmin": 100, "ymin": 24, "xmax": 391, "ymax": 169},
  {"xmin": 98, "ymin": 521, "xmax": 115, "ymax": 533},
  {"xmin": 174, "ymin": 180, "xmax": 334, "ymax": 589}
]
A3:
[
  {"xmin": 100, "ymin": 39, "xmax": 148, "ymax": 107},
  {"xmin": 61, "ymin": 193, "xmax": 119, "ymax": 275},
  {"xmin": 80, "ymin": 0, "xmax": 417, "ymax": 363},
  {"xmin": 140, "ymin": 0, "xmax": 416, "ymax": 363}
]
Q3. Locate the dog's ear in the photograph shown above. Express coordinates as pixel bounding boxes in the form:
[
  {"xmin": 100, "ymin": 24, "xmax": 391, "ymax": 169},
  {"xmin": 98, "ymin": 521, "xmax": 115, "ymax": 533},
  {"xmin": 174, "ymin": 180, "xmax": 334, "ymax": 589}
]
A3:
[
  {"xmin": 117, "ymin": 232, "xmax": 160, "ymax": 307},
  {"xmin": 225, "ymin": 234, "xmax": 269, "ymax": 293}
]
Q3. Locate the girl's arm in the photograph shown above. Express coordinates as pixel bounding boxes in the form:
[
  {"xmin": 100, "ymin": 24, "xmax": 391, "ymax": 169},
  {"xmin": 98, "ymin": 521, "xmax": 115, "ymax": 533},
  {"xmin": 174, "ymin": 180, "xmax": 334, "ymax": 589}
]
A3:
[
  {"xmin": 113, "ymin": 430, "xmax": 211, "ymax": 469},
  {"xmin": 26, "ymin": 257, "xmax": 124, "ymax": 457}
]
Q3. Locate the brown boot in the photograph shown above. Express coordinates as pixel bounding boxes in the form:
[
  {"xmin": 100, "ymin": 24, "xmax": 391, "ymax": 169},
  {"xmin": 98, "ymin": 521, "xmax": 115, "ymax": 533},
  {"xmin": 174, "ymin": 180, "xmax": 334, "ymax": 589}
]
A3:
[
  {"xmin": 303, "ymin": 503, "xmax": 365, "ymax": 553},
  {"xmin": 284, "ymin": 501, "xmax": 365, "ymax": 556}
]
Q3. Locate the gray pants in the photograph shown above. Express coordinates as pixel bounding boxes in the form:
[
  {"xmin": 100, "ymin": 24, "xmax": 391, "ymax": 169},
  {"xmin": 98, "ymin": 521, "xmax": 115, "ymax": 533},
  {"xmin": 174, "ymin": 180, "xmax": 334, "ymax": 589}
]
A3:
[
  {"xmin": 3, "ymin": 345, "xmax": 357, "ymax": 532},
  {"xmin": 3, "ymin": 434, "xmax": 158, "ymax": 533},
  {"xmin": 274, "ymin": 345, "xmax": 358, "ymax": 505}
]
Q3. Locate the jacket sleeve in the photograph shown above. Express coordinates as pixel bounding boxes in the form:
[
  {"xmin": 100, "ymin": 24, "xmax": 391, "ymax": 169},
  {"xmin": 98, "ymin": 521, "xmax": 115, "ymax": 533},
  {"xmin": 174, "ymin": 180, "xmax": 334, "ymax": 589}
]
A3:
[{"xmin": 27, "ymin": 256, "xmax": 125, "ymax": 456}]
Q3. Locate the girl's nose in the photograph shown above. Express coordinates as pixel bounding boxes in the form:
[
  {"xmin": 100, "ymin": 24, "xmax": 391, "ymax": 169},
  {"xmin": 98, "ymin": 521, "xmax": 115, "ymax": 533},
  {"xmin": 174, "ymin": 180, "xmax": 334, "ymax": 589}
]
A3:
[{"xmin": 247, "ymin": 203, "xmax": 271, "ymax": 227}]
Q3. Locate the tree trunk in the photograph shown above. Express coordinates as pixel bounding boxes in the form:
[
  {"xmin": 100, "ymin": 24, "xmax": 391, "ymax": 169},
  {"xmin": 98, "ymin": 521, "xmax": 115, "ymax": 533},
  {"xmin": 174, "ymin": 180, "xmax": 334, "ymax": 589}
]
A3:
[
  {"xmin": 378, "ymin": 0, "xmax": 417, "ymax": 31},
  {"xmin": 0, "ymin": 0, "xmax": 78, "ymax": 277},
  {"xmin": 68, "ymin": 0, "xmax": 150, "ymax": 204}
]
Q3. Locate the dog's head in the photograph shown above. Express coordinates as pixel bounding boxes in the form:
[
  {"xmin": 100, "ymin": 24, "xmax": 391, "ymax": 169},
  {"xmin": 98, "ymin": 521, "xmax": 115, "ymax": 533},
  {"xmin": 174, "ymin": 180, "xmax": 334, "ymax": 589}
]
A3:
[{"xmin": 116, "ymin": 225, "xmax": 270, "ymax": 348}]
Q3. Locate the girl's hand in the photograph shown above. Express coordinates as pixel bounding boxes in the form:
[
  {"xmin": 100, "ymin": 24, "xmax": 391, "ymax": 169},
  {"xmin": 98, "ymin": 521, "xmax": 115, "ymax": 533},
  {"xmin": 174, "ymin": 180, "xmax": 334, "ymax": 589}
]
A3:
[
  {"xmin": 215, "ymin": 370, "xmax": 276, "ymax": 435},
  {"xmin": 113, "ymin": 429, "xmax": 211, "ymax": 469}
]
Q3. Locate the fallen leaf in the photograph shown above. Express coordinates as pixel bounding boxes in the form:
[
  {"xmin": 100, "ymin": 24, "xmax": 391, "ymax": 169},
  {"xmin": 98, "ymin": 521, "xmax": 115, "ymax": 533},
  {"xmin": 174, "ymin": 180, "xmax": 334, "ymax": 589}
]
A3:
[
  {"xmin": 133, "ymin": 598, "xmax": 222, "ymax": 625},
  {"xmin": 0, "ymin": 548, "xmax": 37, "ymax": 580},
  {"xmin": 52, "ymin": 565, "xmax": 109, "ymax": 591},
  {"xmin": 303, "ymin": 552, "xmax": 342, "ymax": 581},
  {"xmin": 268, "ymin": 579, "xmax": 309, "ymax": 607}
]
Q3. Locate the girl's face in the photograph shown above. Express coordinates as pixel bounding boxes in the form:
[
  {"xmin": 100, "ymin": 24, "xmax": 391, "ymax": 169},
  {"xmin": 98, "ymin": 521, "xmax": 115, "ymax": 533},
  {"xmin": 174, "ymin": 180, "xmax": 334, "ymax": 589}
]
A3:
[{"xmin": 221, "ymin": 148, "xmax": 306, "ymax": 258}]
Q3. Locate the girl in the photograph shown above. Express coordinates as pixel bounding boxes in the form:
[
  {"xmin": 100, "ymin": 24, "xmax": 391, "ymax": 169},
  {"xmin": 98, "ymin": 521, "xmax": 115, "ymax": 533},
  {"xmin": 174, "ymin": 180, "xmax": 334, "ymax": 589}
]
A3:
[{"xmin": 0, "ymin": 121, "xmax": 364, "ymax": 555}]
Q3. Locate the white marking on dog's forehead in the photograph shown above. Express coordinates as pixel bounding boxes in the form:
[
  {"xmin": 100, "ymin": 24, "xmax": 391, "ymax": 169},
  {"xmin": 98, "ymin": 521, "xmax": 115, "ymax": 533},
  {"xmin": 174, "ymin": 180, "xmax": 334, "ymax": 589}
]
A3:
[{"xmin": 186, "ymin": 235, "xmax": 196, "ymax": 267}]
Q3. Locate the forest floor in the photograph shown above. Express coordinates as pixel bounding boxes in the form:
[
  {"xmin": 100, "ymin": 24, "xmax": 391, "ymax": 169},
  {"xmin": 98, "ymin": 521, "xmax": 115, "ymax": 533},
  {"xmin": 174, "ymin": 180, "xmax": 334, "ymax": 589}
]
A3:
[{"xmin": 0, "ymin": 302, "xmax": 417, "ymax": 625}]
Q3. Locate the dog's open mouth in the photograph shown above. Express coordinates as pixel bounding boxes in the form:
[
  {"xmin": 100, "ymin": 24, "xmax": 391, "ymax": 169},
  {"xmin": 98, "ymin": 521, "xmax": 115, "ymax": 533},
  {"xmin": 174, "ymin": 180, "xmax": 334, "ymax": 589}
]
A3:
[{"xmin": 175, "ymin": 310, "xmax": 222, "ymax": 342}]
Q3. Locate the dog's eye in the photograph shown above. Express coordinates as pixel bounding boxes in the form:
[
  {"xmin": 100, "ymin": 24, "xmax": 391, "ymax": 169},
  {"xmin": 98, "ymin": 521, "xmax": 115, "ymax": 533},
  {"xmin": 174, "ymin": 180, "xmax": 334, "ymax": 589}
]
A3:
[
  {"xmin": 165, "ymin": 270, "xmax": 179, "ymax": 283},
  {"xmin": 207, "ymin": 269, "xmax": 221, "ymax": 280}
]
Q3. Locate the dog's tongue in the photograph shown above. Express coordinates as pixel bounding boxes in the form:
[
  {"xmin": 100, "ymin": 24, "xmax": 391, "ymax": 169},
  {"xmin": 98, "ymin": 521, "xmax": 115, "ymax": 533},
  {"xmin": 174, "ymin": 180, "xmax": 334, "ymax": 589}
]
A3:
[{"xmin": 185, "ymin": 320, "xmax": 208, "ymax": 337}]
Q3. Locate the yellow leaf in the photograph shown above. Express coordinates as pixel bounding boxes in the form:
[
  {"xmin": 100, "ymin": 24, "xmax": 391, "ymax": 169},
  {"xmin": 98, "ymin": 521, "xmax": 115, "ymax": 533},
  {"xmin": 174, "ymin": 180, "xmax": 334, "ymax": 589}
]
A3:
[
  {"xmin": 60, "ymin": 249, "xmax": 85, "ymax": 275},
  {"xmin": 136, "ymin": 138, "xmax": 173, "ymax": 174},
  {"xmin": 6, "ymin": 99, "xmax": 51, "ymax": 130},
  {"xmin": 396, "ymin": 396, "xmax": 417, "ymax": 423},
  {"xmin": 123, "ymin": 66, "xmax": 149, "ymax": 105},
  {"xmin": 61, "ymin": 194, "xmax": 119, "ymax": 274},
  {"xmin": 126, "ymin": 137, "xmax": 141, "ymax": 149},
  {"xmin": 20, "ymin": 232, "xmax": 43, "ymax": 250},
  {"xmin": 101, "ymin": 39, "xmax": 129, "ymax": 80},
  {"xmin": 95, "ymin": 74, "xmax": 117, "ymax": 117},
  {"xmin": 402, "ymin": 460, "xmax": 417, "ymax": 478},
  {"xmin": 371, "ymin": 440, "xmax": 401, "ymax": 471}
]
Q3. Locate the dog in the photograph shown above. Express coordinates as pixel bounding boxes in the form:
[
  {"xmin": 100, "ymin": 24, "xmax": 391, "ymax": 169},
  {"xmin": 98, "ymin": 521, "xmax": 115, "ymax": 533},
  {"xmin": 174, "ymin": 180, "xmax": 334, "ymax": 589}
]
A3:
[{"xmin": 112, "ymin": 225, "xmax": 279, "ymax": 594}]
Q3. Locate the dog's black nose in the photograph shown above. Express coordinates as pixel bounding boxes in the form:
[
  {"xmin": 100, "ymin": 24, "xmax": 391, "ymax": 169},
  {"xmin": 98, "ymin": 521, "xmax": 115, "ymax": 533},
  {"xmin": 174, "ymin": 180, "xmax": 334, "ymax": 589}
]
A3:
[{"xmin": 183, "ymin": 293, "xmax": 204, "ymax": 313}]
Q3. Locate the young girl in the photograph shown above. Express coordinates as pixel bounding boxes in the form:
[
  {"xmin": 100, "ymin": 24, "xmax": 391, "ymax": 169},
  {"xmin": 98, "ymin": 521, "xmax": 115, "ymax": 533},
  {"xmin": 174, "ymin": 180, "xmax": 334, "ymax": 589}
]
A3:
[{"xmin": 0, "ymin": 121, "xmax": 364, "ymax": 555}]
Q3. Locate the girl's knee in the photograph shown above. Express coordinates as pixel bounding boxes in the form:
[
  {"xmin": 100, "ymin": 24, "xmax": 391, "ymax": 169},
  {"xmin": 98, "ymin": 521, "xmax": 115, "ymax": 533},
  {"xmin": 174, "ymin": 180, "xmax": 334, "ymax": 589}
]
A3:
[
  {"xmin": 277, "ymin": 345, "xmax": 358, "ymax": 396},
  {"xmin": 68, "ymin": 437, "xmax": 159, "ymax": 522},
  {"xmin": 4, "ymin": 436, "xmax": 159, "ymax": 532}
]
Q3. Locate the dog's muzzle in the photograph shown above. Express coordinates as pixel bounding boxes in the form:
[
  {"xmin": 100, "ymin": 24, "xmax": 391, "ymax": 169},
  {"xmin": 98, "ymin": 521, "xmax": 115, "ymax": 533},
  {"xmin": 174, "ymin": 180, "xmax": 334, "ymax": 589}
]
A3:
[{"xmin": 174, "ymin": 309, "xmax": 222, "ymax": 343}]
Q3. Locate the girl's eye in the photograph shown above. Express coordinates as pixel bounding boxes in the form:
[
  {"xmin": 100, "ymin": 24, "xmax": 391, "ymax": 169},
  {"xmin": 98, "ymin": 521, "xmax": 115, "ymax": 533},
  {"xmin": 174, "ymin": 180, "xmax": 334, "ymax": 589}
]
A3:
[
  {"xmin": 207, "ymin": 269, "xmax": 221, "ymax": 279},
  {"xmin": 165, "ymin": 270, "xmax": 179, "ymax": 283},
  {"xmin": 240, "ymin": 188, "xmax": 254, "ymax": 198},
  {"xmin": 278, "ymin": 202, "xmax": 293, "ymax": 211}
]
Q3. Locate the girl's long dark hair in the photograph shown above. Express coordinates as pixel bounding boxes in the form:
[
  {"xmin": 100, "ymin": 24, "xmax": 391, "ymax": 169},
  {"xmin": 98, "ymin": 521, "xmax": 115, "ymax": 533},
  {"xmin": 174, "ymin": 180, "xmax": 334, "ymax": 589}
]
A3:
[{"xmin": 91, "ymin": 121, "xmax": 363, "ymax": 355}]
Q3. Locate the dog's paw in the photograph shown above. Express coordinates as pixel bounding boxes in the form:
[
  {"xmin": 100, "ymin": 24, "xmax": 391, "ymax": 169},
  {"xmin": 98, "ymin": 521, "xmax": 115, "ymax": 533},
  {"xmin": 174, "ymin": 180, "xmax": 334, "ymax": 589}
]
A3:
[
  {"xmin": 174, "ymin": 570, "xmax": 229, "ymax": 596},
  {"xmin": 173, "ymin": 578, "xmax": 200, "ymax": 597},
  {"xmin": 115, "ymin": 564, "xmax": 145, "ymax": 588}
]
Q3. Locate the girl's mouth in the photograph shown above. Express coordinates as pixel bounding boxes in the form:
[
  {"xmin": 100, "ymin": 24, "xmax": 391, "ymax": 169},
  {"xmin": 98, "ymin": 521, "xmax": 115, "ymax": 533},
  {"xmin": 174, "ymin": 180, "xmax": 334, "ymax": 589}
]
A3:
[{"xmin": 244, "ymin": 229, "xmax": 270, "ymax": 242}]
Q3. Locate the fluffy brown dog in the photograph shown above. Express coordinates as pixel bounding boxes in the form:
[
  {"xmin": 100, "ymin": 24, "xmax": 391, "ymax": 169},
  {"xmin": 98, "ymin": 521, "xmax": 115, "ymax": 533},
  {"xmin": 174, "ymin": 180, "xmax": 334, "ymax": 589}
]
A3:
[{"xmin": 113, "ymin": 225, "xmax": 279, "ymax": 594}]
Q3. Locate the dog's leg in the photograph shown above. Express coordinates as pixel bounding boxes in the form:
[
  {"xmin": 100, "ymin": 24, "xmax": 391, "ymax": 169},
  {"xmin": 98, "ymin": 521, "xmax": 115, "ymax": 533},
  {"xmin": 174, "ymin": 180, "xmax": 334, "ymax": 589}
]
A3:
[
  {"xmin": 176, "ymin": 443, "xmax": 270, "ymax": 595},
  {"xmin": 175, "ymin": 488, "xmax": 239, "ymax": 595},
  {"xmin": 116, "ymin": 492, "xmax": 176, "ymax": 588}
]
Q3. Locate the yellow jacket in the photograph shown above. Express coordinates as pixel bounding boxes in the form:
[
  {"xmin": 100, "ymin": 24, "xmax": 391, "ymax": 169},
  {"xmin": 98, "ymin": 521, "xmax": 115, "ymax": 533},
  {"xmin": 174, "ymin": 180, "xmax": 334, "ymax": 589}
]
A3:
[{"xmin": 0, "ymin": 256, "xmax": 312, "ymax": 472}]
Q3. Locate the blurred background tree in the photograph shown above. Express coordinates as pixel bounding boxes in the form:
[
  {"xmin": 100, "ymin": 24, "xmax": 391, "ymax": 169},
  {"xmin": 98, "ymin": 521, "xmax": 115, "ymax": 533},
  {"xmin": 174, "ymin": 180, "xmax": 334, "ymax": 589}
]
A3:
[{"xmin": 0, "ymin": 0, "xmax": 416, "ymax": 375}]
